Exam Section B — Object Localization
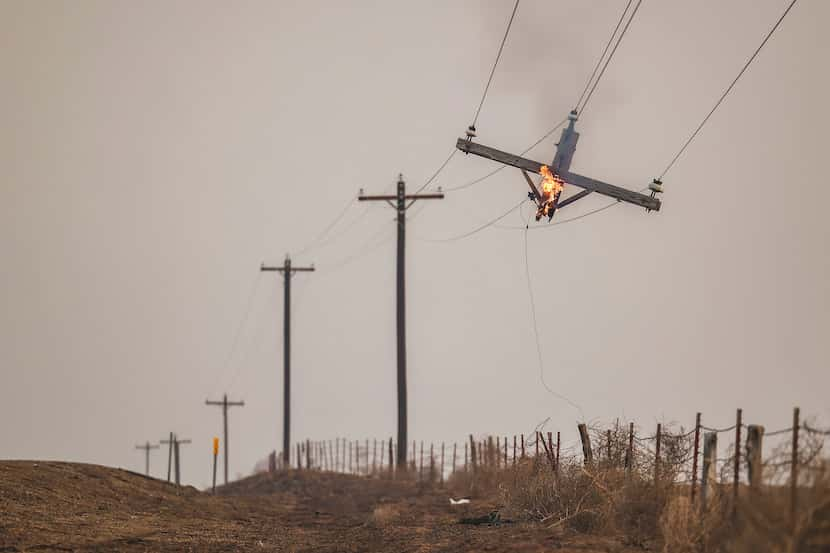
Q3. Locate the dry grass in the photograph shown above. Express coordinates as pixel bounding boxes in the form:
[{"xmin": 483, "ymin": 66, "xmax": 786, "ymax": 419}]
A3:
[{"xmin": 446, "ymin": 425, "xmax": 830, "ymax": 552}]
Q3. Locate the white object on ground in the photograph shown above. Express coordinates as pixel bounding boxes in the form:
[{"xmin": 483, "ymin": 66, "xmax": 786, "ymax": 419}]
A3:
[{"xmin": 449, "ymin": 498, "xmax": 471, "ymax": 505}]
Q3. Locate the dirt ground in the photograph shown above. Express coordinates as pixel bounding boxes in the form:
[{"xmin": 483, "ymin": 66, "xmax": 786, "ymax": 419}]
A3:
[{"xmin": 0, "ymin": 461, "xmax": 640, "ymax": 552}]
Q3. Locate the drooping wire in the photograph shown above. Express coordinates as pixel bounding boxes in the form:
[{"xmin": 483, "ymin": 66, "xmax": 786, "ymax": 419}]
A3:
[
  {"xmin": 416, "ymin": 199, "xmax": 526, "ymax": 243},
  {"xmin": 523, "ymin": 220, "xmax": 584, "ymax": 418},
  {"xmin": 659, "ymin": 0, "xmax": 799, "ymax": 179},
  {"xmin": 411, "ymin": 148, "xmax": 458, "ymax": 196},
  {"xmin": 291, "ymin": 193, "xmax": 357, "ymax": 257},
  {"xmin": 209, "ymin": 271, "xmax": 263, "ymax": 395},
  {"xmin": 578, "ymin": 0, "xmax": 644, "ymax": 118},
  {"xmin": 444, "ymin": 117, "xmax": 568, "ymax": 192},
  {"xmin": 574, "ymin": 0, "xmax": 634, "ymax": 111},
  {"xmin": 470, "ymin": 0, "xmax": 521, "ymax": 128}
]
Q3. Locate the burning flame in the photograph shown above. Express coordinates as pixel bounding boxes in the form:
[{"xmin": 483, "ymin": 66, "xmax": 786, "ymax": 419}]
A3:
[{"xmin": 539, "ymin": 165, "xmax": 564, "ymax": 199}]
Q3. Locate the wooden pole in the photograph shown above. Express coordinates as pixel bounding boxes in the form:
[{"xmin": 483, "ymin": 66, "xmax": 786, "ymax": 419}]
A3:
[
  {"xmin": 464, "ymin": 441, "xmax": 468, "ymax": 471},
  {"xmin": 388, "ymin": 437, "xmax": 394, "ymax": 476},
  {"xmin": 733, "ymin": 408, "xmax": 742, "ymax": 514},
  {"xmin": 625, "ymin": 422, "xmax": 634, "ymax": 473},
  {"xmin": 496, "ymin": 436, "xmax": 500, "ymax": 468},
  {"xmin": 691, "ymin": 413, "xmax": 701, "ymax": 503},
  {"xmin": 440, "ymin": 442, "xmax": 445, "ymax": 483},
  {"xmin": 556, "ymin": 432, "xmax": 561, "ymax": 475},
  {"xmin": 577, "ymin": 424, "xmax": 593, "ymax": 466},
  {"xmin": 606, "ymin": 429, "xmax": 612, "ymax": 466},
  {"xmin": 521, "ymin": 434, "xmax": 525, "ymax": 458},
  {"xmin": 654, "ymin": 423, "xmax": 662, "ymax": 484},
  {"xmin": 746, "ymin": 425, "xmax": 764, "ymax": 489},
  {"xmin": 790, "ymin": 407, "xmax": 799, "ymax": 530},
  {"xmin": 503, "ymin": 436, "xmax": 508, "ymax": 466},
  {"xmin": 419, "ymin": 441, "xmax": 424, "ymax": 481},
  {"xmin": 430, "ymin": 443, "xmax": 435, "ymax": 482},
  {"xmin": 512, "ymin": 435, "xmax": 517, "ymax": 466},
  {"xmin": 469, "ymin": 435, "xmax": 477, "ymax": 472},
  {"xmin": 701, "ymin": 432, "xmax": 717, "ymax": 510},
  {"xmin": 452, "ymin": 442, "xmax": 457, "ymax": 475}
]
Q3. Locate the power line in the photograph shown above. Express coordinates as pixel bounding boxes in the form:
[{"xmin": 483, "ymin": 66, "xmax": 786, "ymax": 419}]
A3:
[
  {"xmin": 416, "ymin": 199, "xmax": 526, "ymax": 242},
  {"xmin": 523, "ymin": 224, "xmax": 583, "ymax": 417},
  {"xmin": 444, "ymin": 117, "xmax": 568, "ymax": 192},
  {"xmin": 578, "ymin": 0, "xmax": 644, "ymax": 118},
  {"xmin": 471, "ymin": 0, "xmax": 521, "ymax": 128},
  {"xmin": 574, "ymin": 0, "xmax": 634, "ymax": 111},
  {"xmin": 659, "ymin": 0, "xmax": 799, "ymax": 178},
  {"xmin": 411, "ymin": 148, "xmax": 458, "ymax": 196},
  {"xmin": 291, "ymin": 193, "xmax": 357, "ymax": 257},
  {"xmin": 210, "ymin": 271, "xmax": 262, "ymax": 395}
]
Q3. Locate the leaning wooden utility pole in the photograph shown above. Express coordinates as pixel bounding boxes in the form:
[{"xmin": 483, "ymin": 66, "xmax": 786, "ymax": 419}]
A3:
[
  {"xmin": 358, "ymin": 175, "xmax": 444, "ymax": 468},
  {"xmin": 135, "ymin": 441, "xmax": 159, "ymax": 476},
  {"xmin": 261, "ymin": 256, "xmax": 314, "ymax": 469},
  {"xmin": 205, "ymin": 393, "xmax": 245, "ymax": 485}
]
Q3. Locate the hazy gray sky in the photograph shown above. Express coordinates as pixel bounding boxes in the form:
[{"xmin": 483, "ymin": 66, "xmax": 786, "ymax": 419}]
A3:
[{"xmin": 2, "ymin": 0, "xmax": 828, "ymax": 486}]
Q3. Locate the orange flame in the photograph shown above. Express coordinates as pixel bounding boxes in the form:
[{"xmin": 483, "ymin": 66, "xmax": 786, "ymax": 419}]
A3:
[{"xmin": 539, "ymin": 165, "xmax": 564, "ymax": 199}]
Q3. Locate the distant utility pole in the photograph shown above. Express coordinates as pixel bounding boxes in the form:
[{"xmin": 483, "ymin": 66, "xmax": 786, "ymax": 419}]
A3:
[
  {"xmin": 161, "ymin": 434, "xmax": 191, "ymax": 485},
  {"xmin": 358, "ymin": 174, "xmax": 444, "ymax": 468},
  {"xmin": 205, "ymin": 394, "xmax": 245, "ymax": 485},
  {"xmin": 261, "ymin": 255, "xmax": 314, "ymax": 468},
  {"xmin": 135, "ymin": 441, "xmax": 159, "ymax": 476}
]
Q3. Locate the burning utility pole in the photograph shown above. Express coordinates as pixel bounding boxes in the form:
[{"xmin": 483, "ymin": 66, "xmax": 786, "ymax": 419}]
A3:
[
  {"xmin": 457, "ymin": 111, "xmax": 662, "ymax": 216},
  {"xmin": 134, "ymin": 441, "xmax": 159, "ymax": 476},
  {"xmin": 358, "ymin": 175, "xmax": 444, "ymax": 468},
  {"xmin": 205, "ymin": 393, "xmax": 245, "ymax": 485},
  {"xmin": 261, "ymin": 256, "xmax": 314, "ymax": 468}
]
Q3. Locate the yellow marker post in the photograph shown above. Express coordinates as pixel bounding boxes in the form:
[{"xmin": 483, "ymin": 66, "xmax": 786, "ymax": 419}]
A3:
[{"xmin": 212, "ymin": 437, "xmax": 219, "ymax": 494}]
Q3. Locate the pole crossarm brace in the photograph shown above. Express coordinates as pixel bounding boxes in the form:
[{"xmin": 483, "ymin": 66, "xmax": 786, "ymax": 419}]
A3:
[{"xmin": 455, "ymin": 138, "xmax": 660, "ymax": 212}]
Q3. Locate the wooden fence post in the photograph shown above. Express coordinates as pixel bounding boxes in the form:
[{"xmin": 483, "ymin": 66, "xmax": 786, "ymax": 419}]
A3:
[
  {"xmin": 388, "ymin": 437, "xmax": 394, "ymax": 476},
  {"xmin": 504, "ymin": 436, "xmax": 508, "ymax": 466},
  {"xmin": 496, "ymin": 436, "xmax": 500, "ymax": 468},
  {"xmin": 556, "ymin": 431, "xmax": 561, "ymax": 475},
  {"xmin": 691, "ymin": 413, "xmax": 701, "ymax": 503},
  {"xmin": 419, "ymin": 441, "xmax": 424, "ymax": 481},
  {"xmin": 625, "ymin": 422, "xmax": 634, "ymax": 473},
  {"xmin": 606, "ymin": 429, "xmax": 612, "ymax": 466},
  {"xmin": 578, "ymin": 424, "xmax": 593, "ymax": 466},
  {"xmin": 512, "ymin": 435, "xmax": 516, "ymax": 466},
  {"xmin": 790, "ymin": 406, "xmax": 800, "ymax": 530},
  {"xmin": 701, "ymin": 432, "xmax": 717, "ymax": 510},
  {"xmin": 733, "ymin": 408, "xmax": 742, "ymax": 514},
  {"xmin": 654, "ymin": 423, "xmax": 662, "ymax": 484},
  {"xmin": 521, "ymin": 434, "xmax": 525, "ymax": 459},
  {"xmin": 441, "ymin": 442, "xmax": 445, "ymax": 484},
  {"xmin": 746, "ymin": 425, "xmax": 764, "ymax": 489},
  {"xmin": 452, "ymin": 442, "xmax": 457, "ymax": 475},
  {"xmin": 469, "ymin": 435, "xmax": 477, "ymax": 472},
  {"xmin": 464, "ymin": 442, "xmax": 468, "ymax": 471}
]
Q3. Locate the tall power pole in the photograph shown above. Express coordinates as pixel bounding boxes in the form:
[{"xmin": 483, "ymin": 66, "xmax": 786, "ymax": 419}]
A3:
[
  {"xmin": 205, "ymin": 394, "xmax": 245, "ymax": 485},
  {"xmin": 261, "ymin": 256, "xmax": 314, "ymax": 468},
  {"xmin": 358, "ymin": 174, "xmax": 444, "ymax": 467},
  {"xmin": 135, "ymin": 441, "xmax": 159, "ymax": 476}
]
